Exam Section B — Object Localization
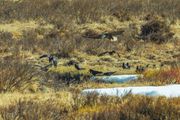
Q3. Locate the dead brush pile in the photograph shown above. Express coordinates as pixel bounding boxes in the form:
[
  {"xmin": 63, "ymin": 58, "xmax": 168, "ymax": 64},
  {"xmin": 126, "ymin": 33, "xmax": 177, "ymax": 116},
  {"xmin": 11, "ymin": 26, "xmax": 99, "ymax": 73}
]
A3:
[{"xmin": 139, "ymin": 19, "xmax": 174, "ymax": 44}]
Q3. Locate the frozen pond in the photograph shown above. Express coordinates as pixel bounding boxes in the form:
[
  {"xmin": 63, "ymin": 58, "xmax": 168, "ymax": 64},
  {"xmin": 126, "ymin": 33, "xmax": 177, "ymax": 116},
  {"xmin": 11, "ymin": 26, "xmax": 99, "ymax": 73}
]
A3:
[
  {"xmin": 91, "ymin": 75, "xmax": 142, "ymax": 83},
  {"xmin": 82, "ymin": 84, "xmax": 180, "ymax": 98}
]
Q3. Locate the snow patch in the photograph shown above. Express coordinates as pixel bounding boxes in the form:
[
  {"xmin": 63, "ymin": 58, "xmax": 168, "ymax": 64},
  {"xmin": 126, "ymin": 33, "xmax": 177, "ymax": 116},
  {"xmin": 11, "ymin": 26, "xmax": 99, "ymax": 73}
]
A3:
[{"xmin": 82, "ymin": 84, "xmax": 180, "ymax": 98}]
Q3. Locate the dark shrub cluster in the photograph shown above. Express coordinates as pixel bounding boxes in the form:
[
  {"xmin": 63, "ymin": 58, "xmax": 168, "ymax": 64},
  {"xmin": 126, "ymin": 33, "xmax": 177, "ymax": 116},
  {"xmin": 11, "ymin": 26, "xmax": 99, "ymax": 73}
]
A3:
[
  {"xmin": 44, "ymin": 71, "xmax": 91, "ymax": 90},
  {"xmin": 140, "ymin": 19, "xmax": 174, "ymax": 43}
]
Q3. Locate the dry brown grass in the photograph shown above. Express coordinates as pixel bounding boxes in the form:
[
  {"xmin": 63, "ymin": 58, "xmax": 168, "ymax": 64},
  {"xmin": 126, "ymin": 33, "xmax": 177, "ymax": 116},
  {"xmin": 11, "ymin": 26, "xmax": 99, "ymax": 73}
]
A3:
[
  {"xmin": 0, "ymin": 0, "xmax": 179, "ymax": 23},
  {"xmin": 143, "ymin": 67, "xmax": 180, "ymax": 84},
  {"xmin": 0, "ymin": 0, "xmax": 179, "ymax": 119},
  {"xmin": 0, "ymin": 0, "xmax": 179, "ymax": 58},
  {"xmin": 0, "ymin": 92, "xmax": 180, "ymax": 120},
  {"xmin": 0, "ymin": 59, "xmax": 40, "ymax": 93}
]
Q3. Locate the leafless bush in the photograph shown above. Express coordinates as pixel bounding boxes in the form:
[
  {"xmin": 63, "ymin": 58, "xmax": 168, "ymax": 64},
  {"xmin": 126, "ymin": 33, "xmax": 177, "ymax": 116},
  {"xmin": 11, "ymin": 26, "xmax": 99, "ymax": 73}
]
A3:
[
  {"xmin": 0, "ymin": 31, "xmax": 14, "ymax": 53},
  {"xmin": 18, "ymin": 30, "xmax": 38, "ymax": 52},
  {"xmin": 0, "ymin": 31, "xmax": 12, "ymax": 40},
  {"xmin": 0, "ymin": 28, "xmax": 121, "ymax": 57},
  {"xmin": 0, "ymin": 99, "xmax": 67, "ymax": 120},
  {"xmin": 69, "ymin": 0, "xmax": 113, "ymax": 23},
  {"xmin": 77, "ymin": 38, "xmax": 120, "ymax": 55},
  {"xmin": 0, "ymin": 60, "xmax": 39, "ymax": 92},
  {"xmin": 56, "ymin": 39, "xmax": 76, "ymax": 58}
]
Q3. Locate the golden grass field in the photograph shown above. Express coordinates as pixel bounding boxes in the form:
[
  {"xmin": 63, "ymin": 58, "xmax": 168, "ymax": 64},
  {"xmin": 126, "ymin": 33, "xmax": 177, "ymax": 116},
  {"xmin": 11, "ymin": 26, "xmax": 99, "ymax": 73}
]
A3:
[{"xmin": 0, "ymin": 0, "xmax": 180, "ymax": 119}]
